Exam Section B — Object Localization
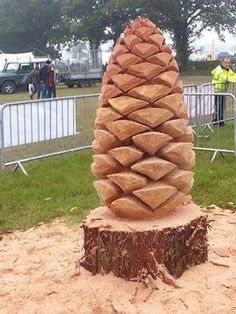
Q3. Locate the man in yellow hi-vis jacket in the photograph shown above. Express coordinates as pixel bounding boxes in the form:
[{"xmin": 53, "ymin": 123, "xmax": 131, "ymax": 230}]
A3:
[{"xmin": 211, "ymin": 57, "xmax": 236, "ymax": 125}]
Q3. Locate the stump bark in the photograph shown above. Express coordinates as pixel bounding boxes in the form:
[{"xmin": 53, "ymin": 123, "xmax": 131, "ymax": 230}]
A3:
[{"xmin": 81, "ymin": 203, "xmax": 208, "ymax": 280}]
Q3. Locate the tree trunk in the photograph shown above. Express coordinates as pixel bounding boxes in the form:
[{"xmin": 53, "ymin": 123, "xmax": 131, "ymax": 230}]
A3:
[
  {"xmin": 81, "ymin": 204, "xmax": 208, "ymax": 280},
  {"xmin": 173, "ymin": 22, "xmax": 190, "ymax": 71}
]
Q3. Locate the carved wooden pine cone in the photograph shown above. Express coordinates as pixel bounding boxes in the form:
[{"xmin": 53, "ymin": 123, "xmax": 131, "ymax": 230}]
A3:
[{"xmin": 92, "ymin": 17, "xmax": 195, "ymax": 219}]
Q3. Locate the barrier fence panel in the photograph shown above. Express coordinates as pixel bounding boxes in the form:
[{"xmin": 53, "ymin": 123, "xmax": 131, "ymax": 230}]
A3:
[
  {"xmin": 2, "ymin": 98, "xmax": 76, "ymax": 148},
  {"xmin": 185, "ymin": 92, "xmax": 236, "ymax": 161},
  {"xmin": 0, "ymin": 94, "xmax": 99, "ymax": 172}
]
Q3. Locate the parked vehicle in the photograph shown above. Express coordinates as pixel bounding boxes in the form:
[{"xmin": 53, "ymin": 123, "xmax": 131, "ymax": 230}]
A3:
[
  {"xmin": 56, "ymin": 50, "xmax": 103, "ymax": 88},
  {"xmin": 0, "ymin": 60, "xmax": 47, "ymax": 94}
]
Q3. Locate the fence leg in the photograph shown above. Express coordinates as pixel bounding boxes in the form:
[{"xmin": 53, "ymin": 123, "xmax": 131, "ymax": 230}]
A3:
[
  {"xmin": 219, "ymin": 152, "xmax": 225, "ymax": 159},
  {"xmin": 234, "ymin": 98, "xmax": 236, "ymax": 156},
  {"xmin": 210, "ymin": 151, "xmax": 218, "ymax": 162},
  {"xmin": 13, "ymin": 162, "xmax": 28, "ymax": 176},
  {"xmin": 0, "ymin": 110, "xmax": 4, "ymax": 171},
  {"xmin": 210, "ymin": 150, "xmax": 225, "ymax": 163},
  {"xmin": 205, "ymin": 124, "xmax": 214, "ymax": 133}
]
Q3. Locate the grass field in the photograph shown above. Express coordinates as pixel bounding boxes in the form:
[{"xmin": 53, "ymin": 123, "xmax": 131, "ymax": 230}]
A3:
[
  {"xmin": 1, "ymin": 74, "xmax": 235, "ymax": 233},
  {"xmin": 0, "ymin": 149, "xmax": 236, "ymax": 233},
  {"xmin": 0, "ymin": 84, "xmax": 100, "ymax": 105}
]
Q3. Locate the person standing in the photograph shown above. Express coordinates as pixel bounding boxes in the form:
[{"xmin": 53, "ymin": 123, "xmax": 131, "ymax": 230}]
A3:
[
  {"xmin": 46, "ymin": 64, "xmax": 56, "ymax": 98},
  {"xmin": 211, "ymin": 57, "xmax": 236, "ymax": 125},
  {"xmin": 28, "ymin": 63, "xmax": 40, "ymax": 100},
  {"xmin": 39, "ymin": 59, "xmax": 51, "ymax": 98}
]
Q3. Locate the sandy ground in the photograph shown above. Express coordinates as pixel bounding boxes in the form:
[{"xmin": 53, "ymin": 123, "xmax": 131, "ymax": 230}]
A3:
[{"xmin": 0, "ymin": 207, "xmax": 235, "ymax": 314}]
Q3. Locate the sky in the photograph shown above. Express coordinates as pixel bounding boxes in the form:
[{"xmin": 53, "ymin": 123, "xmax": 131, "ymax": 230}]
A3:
[
  {"xmin": 100, "ymin": 30, "xmax": 236, "ymax": 63},
  {"xmin": 193, "ymin": 30, "xmax": 236, "ymax": 58}
]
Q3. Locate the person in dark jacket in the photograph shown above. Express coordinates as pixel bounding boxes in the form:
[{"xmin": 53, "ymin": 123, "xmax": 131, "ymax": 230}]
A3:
[
  {"xmin": 28, "ymin": 63, "xmax": 40, "ymax": 100},
  {"xmin": 39, "ymin": 59, "xmax": 51, "ymax": 98},
  {"xmin": 46, "ymin": 64, "xmax": 56, "ymax": 98}
]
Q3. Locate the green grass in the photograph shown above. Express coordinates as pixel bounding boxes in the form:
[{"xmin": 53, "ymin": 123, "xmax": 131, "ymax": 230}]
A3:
[
  {"xmin": 0, "ymin": 150, "xmax": 99, "ymax": 232},
  {"xmin": 0, "ymin": 84, "xmax": 101, "ymax": 105},
  {"xmin": 192, "ymin": 151, "xmax": 236, "ymax": 207},
  {"xmin": 0, "ymin": 149, "xmax": 236, "ymax": 233}
]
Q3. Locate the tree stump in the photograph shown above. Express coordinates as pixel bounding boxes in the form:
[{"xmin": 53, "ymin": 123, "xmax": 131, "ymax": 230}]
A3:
[{"xmin": 81, "ymin": 203, "xmax": 208, "ymax": 280}]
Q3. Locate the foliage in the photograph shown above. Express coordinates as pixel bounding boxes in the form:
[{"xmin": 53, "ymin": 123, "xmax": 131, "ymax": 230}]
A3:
[
  {"xmin": 0, "ymin": 0, "xmax": 62, "ymax": 57},
  {"xmin": 61, "ymin": 0, "xmax": 107, "ymax": 49},
  {"xmin": 61, "ymin": 0, "xmax": 142, "ymax": 49},
  {"xmin": 145, "ymin": 0, "xmax": 236, "ymax": 67}
]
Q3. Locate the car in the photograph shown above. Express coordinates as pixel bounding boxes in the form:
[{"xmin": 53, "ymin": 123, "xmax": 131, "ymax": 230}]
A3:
[{"xmin": 0, "ymin": 61, "xmax": 46, "ymax": 94}]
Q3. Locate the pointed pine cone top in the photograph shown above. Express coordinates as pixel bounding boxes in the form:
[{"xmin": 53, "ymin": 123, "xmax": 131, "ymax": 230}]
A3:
[{"xmin": 92, "ymin": 17, "xmax": 195, "ymax": 220}]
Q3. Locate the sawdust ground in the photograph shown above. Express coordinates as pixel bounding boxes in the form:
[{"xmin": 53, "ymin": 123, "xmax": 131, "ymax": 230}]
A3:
[{"xmin": 0, "ymin": 207, "xmax": 235, "ymax": 314}]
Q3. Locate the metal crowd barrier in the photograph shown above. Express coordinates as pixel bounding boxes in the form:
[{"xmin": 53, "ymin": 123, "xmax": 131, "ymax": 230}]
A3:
[
  {"xmin": 0, "ymin": 94, "xmax": 99, "ymax": 174},
  {"xmin": 0, "ymin": 86, "xmax": 236, "ymax": 174},
  {"xmin": 185, "ymin": 92, "xmax": 236, "ymax": 161}
]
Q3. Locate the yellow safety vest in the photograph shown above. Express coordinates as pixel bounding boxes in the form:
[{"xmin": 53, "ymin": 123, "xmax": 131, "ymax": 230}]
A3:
[{"xmin": 211, "ymin": 65, "xmax": 236, "ymax": 92}]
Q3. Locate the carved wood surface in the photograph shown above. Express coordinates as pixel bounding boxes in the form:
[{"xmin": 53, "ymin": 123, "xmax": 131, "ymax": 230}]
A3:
[{"xmin": 92, "ymin": 17, "xmax": 195, "ymax": 219}]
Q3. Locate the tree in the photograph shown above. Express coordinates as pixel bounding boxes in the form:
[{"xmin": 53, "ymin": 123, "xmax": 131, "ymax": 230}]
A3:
[
  {"xmin": 0, "ymin": 0, "xmax": 62, "ymax": 57},
  {"xmin": 62, "ymin": 0, "xmax": 142, "ymax": 49},
  {"xmin": 62, "ymin": 0, "xmax": 236, "ymax": 68},
  {"xmin": 145, "ymin": 0, "xmax": 236, "ymax": 67},
  {"xmin": 62, "ymin": 0, "xmax": 108, "ymax": 49}
]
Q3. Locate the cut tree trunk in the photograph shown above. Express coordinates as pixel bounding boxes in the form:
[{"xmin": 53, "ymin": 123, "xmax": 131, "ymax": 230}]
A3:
[{"xmin": 81, "ymin": 203, "xmax": 208, "ymax": 280}]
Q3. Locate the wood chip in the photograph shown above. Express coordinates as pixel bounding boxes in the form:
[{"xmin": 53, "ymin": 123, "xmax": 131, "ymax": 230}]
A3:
[
  {"xmin": 47, "ymin": 290, "xmax": 57, "ymax": 296},
  {"xmin": 210, "ymin": 260, "xmax": 230, "ymax": 268},
  {"xmin": 71, "ymin": 268, "xmax": 81, "ymax": 278}
]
